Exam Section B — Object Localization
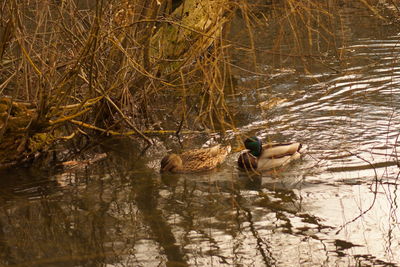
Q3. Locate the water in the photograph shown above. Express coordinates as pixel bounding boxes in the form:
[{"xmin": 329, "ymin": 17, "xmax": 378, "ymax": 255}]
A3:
[{"xmin": 2, "ymin": 2, "xmax": 400, "ymax": 267}]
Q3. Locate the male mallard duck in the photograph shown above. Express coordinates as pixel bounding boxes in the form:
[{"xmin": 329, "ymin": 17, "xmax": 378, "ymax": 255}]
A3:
[
  {"xmin": 238, "ymin": 136, "xmax": 304, "ymax": 171},
  {"xmin": 161, "ymin": 145, "xmax": 231, "ymax": 173}
]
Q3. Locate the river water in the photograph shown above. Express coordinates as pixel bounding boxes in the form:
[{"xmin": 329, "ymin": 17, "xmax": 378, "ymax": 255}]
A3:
[{"xmin": 1, "ymin": 2, "xmax": 400, "ymax": 267}]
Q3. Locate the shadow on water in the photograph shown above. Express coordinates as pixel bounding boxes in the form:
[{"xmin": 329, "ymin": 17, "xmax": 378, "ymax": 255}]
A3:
[{"xmin": 2, "ymin": 2, "xmax": 400, "ymax": 267}]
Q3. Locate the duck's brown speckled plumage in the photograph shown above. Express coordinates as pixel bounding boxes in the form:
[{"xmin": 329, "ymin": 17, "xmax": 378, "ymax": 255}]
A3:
[{"xmin": 161, "ymin": 145, "xmax": 231, "ymax": 173}]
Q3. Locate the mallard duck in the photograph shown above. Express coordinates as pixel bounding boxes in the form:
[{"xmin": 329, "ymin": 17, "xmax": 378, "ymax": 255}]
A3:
[
  {"xmin": 238, "ymin": 136, "xmax": 304, "ymax": 171},
  {"xmin": 160, "ymin": 145, "xmax": 231, "ymax": 173}
]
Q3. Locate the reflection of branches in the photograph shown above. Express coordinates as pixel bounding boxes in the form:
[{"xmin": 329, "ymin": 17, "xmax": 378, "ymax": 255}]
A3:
[
  {"xmin": 336, "ymin": 150, "xmax": 379, "ymax": 234},
  {"xmin": 243, "ymin": 207, "xmax": 276, "ymax": 266},
  {"xmin": 231, "ymin": 190, "xmax": 276, "ymax": 266},
  {"xmin": 394, "ymin": 132, "xmax": 400, "ymax": 168},
  {"xmin": 161, "ymin": 178, "xmax": 237, "ymax": 264},
  {"xmin": 134, "ymin": 176, "xmax": 188, "ymax": 266}
]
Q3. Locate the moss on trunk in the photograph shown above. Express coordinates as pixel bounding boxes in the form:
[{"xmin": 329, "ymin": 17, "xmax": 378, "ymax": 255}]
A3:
[{"xmin": 0, "ymin": 97, "xmax": 57, "ymax": 169}]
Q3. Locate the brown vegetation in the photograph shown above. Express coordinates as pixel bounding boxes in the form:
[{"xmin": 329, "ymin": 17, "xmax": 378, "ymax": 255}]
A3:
[
  {"xmin": 0, "ymin": 0, "xmax": 385, "ymax": 168},
  {"xmin": 0, "ymin": 0, "xmax": 240, "ymax": 167}
]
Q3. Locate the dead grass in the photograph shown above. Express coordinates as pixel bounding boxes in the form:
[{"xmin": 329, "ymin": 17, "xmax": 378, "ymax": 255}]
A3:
[{"xmin": 0, "ymin": 0, "xmax": 389, "ymax": 148}]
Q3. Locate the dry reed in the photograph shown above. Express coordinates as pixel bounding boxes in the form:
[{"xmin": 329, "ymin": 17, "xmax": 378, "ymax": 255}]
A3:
[{"xmin": 0, "ymin": 0, "xmax": 389, "ymax": 164}]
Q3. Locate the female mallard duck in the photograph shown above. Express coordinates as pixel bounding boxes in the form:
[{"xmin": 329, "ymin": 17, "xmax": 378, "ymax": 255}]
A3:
[
  {"xmin": 161, "ymin": 145, "xmax": 231, "ymax": 173},
  {"xmin": 238, "ymin": 136, "xmax": 305, "ymax": 171}
]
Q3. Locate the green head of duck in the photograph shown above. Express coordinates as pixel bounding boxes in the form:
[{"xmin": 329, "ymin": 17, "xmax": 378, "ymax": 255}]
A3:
[{"xmin": 244, "ymin": 136, "xmax": 262, "ymax": 157}]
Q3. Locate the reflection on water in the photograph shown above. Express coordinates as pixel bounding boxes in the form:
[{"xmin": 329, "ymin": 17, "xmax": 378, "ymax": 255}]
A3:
[{"xmin": 2, "ymin": 2, "xmax": 400, "ymax": 267}]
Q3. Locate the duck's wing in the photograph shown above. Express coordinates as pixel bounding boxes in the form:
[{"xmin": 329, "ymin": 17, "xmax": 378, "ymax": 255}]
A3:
[
  {"xmin": 257, "ymin": 151, "xmax": 301, "ymax": 171},
  {"xmin": 180, "ymin": 145, "xmax": 231, "ymax": 171},
  {"xmin": 260, "ymin": 143, "xmax": 302, "ymax": 159}
]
